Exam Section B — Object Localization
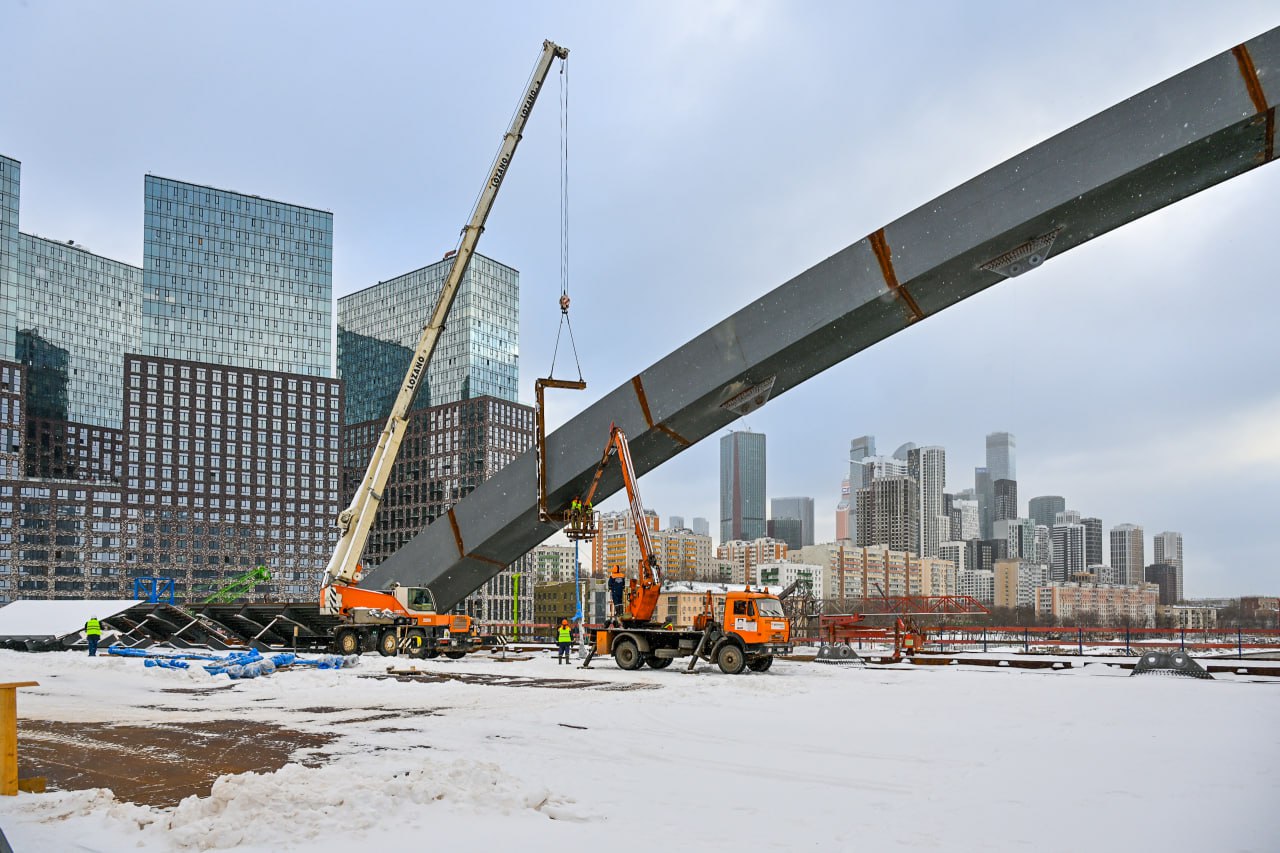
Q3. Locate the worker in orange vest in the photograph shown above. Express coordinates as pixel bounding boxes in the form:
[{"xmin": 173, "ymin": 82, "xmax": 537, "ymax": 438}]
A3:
[{"xmin": 608, "ymin": 565, "xmax": 626, "ymax": 620}]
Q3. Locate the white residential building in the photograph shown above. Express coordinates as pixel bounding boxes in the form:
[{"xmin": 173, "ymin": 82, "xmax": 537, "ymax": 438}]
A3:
[
  {"xmin": 958, "ymin": 568, "xmax": 995, "ymax": 604},
  {"xmin": 756, "ymin": 561, "xmax": 826, "ymax": 599},
  {"xmin": 530, "ymin": 543, "xmax": 579, "ymax": 584}
]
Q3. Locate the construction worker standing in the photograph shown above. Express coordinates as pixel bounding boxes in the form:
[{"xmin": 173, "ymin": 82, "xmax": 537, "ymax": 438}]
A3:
[
  {"xmin": 608, "ymin": 565, "xmax": 626, "ymax": 620},
  {"xmin": 84, "ymin": 616, "xmax": 102, "ymax": 657},
  {"xmin": 557, "ymin": 619, "xmax": 573, "ymax": 664}
]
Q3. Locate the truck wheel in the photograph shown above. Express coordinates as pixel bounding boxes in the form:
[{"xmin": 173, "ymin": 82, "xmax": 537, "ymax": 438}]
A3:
[
  {"xmin": 613, "ymin": 639, "xmax": 643, "ymax": 670},
  {"xmin": 405, "ymin": 629, "xmax": 427, "ymax": 659},
  {"xmin": 377, "ymin": 629, "xmax": 399, "ymax": 657},
  {"xmin": 646, "ymin": 655, "xmax": 672, "ymax": 669},
  {"xmin": 747, "ymin": 656, "xmax": 774, "ymax": 672},
  {"xmin": 334, "ymin": 628, "xmax": 361, "ymax": 656},
  {"xmin": 716, "ymin": 643, "xmax": 746, "ymax": 675},
  {"xmin": 444, "ymin": 650, "xmax": 467, "ymax": 660}
]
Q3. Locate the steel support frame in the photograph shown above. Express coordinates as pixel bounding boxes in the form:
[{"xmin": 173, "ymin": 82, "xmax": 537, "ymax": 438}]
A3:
[{"xmin": 369, "ymin": 30, "xmax": 1278, "ymax": 610}]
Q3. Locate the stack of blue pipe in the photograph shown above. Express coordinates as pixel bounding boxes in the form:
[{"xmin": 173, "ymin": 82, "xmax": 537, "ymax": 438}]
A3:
[{"xmin": 106, "ymin": 644, "xmax": 361, "ymax": 678}]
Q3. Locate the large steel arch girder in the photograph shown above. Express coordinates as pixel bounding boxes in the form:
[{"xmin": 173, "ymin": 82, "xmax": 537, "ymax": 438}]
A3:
[{"xmin": 369, "ymin": 29, "xmax": 1278, "ymax": 610}]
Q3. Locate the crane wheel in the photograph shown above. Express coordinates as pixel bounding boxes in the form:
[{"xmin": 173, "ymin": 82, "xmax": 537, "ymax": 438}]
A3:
[
  {"xmin": 405, "ymin": 629, "xmax": 428, "ymax": 659},
  {"xmin": 747, "ymin": 656, "xmax": 773, "ymax": 672},
  {"xmin": 716, "ymin": 643, "xmax": 746, "ymax": 675},
  {"xmin": 645, "ymin": 655, "xmax": 672, "ymax": 669},
  {"xmin": 377, "ymin": 629, "xmax": 399, "ymax": 657},
  {"xmin": 334, "ymin": 628, "xmax": 361, "ymax": 656},
  {"xmin": 613, "ymin": 639, "xmax": 643, "ymax": 670},
  {"xmin": 444, "ymin": 650, "xmax": 467, "ymax": 660}
]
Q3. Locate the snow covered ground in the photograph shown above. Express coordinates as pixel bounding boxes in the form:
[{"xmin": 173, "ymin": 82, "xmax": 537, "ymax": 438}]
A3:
[{"xmin": 0, "ymin": 648, "xmax": 1275, "ymax": 852}]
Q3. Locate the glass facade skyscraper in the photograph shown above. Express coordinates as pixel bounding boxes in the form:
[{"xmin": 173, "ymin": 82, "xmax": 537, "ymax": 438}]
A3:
[
  {"xmin": 337, "ymin": 253, "xmax": 519, "ymax": 425},
  {"xmin": 720, "ymin": 430, "xmax": 766, "ymax": 543},
  {"xmin": 0, "ymin": 156, "xmax": 18, "ymax": 362},
  {"xmin": 17, "ymin": 235, "xmax": 141, "ymax": 428},
  {"xmin": 143, "ymin": 176, "xmax": 332, "ymax": 378}
]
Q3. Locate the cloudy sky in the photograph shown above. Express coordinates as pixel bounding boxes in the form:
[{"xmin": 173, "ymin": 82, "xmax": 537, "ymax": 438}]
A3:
[{"xmin": 4, "ymin": 2, "xmax": 1277, "ymax": 596}]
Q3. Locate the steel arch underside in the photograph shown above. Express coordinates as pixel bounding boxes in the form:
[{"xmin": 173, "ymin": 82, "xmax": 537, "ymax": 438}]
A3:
[{"xmin": 367, "ymin": 29, "xmax": 1278, "ymax": 611}]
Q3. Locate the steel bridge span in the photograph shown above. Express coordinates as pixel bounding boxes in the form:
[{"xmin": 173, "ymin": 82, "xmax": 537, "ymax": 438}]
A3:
[{"xmin": 369, "ymin": 29, "xmax": 1278, "ymax": 610}]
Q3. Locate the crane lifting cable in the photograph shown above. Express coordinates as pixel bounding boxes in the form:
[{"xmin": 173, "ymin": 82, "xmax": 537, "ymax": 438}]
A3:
[
  {"xmin": 548, "ymin": 54, "xmax": 582, "ymax": 383},
  {"xmin": 536, "ymin": 52, "xmax": 589, "ymax": 529}
]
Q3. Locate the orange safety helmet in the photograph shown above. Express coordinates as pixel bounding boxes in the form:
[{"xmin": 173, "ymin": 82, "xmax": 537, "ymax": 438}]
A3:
[{"xmin": 561, "ymin": 619, "xmax": 569, "ymax": 626}]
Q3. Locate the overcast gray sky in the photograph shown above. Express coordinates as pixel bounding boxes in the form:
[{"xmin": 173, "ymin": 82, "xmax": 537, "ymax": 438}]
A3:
[{"xmin": 4, "ymin": 1, "xmax": 1277, "ymax": 596}]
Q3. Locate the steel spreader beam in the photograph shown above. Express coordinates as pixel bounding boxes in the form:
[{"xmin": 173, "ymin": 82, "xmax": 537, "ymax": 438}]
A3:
[{"xmin": 368, "ymin": 29, "xmax": 1278, "ymax": 610}]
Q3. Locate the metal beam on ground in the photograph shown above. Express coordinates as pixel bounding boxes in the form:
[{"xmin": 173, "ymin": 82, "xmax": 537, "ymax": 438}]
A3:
[{"xmin": 368, "ymin": 29, "xmax": 1279, "ymax": 610}]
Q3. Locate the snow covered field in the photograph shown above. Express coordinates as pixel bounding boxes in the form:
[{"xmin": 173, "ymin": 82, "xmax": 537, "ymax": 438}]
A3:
[{"xmin": 0, "ymin": 648, "xmax": 1275, "ymax": 852}]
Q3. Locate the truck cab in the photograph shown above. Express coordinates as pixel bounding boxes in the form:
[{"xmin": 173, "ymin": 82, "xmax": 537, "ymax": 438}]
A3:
[{"xmin": 723, "ymin": 591, "xmax": 791, "ymax": 649}]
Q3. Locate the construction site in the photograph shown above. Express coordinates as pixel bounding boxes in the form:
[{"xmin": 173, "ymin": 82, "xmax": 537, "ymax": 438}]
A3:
[{"xmin": 1, "ymin": 9, "xmax": 1278, "ymax": 853}]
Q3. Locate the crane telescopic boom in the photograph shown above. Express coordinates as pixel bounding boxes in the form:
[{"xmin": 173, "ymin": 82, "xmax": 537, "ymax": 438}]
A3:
[
  {"xmin": 321, "ymin": 40, "xmax": 569, "ymax": 603},
  {"xmin": 581, "ymin": 425, "xmax": 662, "ymax": 622}
]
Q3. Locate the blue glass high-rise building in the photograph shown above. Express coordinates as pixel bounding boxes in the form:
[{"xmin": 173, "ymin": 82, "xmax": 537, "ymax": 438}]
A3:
[
  {"xmin": 720, "ymin": 430, "xmax": 766, "ymax": 543},
  {"xmin": 0, "ymin": 156, "xmax": 18, "ymax": 362},
  {"xmin": 337, "ymin": 253, "xmax": 519, "ymax": 425},
  {"xmin": 17, "ymin": 235, "xmax": 141, "ymax": 428},
  {"xmin": 142, "ymin": 176, "xmax": 332, "ymax": 377}
]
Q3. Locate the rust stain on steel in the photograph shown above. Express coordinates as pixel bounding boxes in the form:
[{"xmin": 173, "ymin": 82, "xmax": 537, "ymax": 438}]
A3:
[
  {"xmin": 631, "ymin": 375, "xmax": 655, "ymax": 425},
  {"xmin": 630, "ymin": 375, "xmax": 691, "ymax": 445},
  {"xmin": 1232, "ymin": 44, "xmax": 1270, "ymax": 115},
  {"xmin": 869, "ymin": 228, "xmax": 925, "ymax": 323},
  {"xmin": 468, "ymin": 552, "xmax": 507, "ymax": 568},
  {"xmin": 655, "ymin": 423, "xmax": 691, "ymax": 446},
  {"xmin": 447, "ymin": 509, "xmax": 466, "ymax": 557}
]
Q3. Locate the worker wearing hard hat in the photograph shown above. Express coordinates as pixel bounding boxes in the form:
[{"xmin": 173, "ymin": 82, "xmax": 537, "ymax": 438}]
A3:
[
  {"xmin": 557, "ymin": 619, "xmax": 573, "ymax": 664},
  {"xmin": 608, "ymin": 565, "xmax": 626, "ymax": 620},
  {"xmin": 84, "ymin": 616, "xmax": 102, "ymax": 657}
]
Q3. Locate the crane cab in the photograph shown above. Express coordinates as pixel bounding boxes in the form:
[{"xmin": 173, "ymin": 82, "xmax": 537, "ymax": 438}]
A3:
[{"xmin": 390, "ymin": 584, "xmax": 437, "ymax": 613}]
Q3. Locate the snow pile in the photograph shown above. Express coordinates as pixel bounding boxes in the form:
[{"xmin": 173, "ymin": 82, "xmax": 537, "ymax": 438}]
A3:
[
  {"xmin": 160, "ymin": 759, "xmax": 588, "ymax": 850},
  {"xmin": 3, "ymin": 757, "xmax": 589, "ymax": 852}
]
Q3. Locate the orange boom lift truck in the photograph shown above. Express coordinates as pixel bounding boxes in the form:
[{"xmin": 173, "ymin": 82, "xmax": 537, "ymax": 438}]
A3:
[{"xmin": 578, "ymin": 426, "xmax": 792, "ymax": 674}]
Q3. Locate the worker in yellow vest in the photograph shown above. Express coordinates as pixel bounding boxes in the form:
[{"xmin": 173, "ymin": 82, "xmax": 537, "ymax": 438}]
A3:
[
  {"xmin": 557, "ymin": 619, "xmax": 573, "ymax": 664},
  {"xmin": 84, "ymin": 616, "xmax": 102, "ymax": 657}
]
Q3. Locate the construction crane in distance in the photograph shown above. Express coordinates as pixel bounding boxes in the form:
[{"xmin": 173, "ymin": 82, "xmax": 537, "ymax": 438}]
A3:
[{"xmin": 201, "ymin": 565, "xmax": 271, "ymax": 605}]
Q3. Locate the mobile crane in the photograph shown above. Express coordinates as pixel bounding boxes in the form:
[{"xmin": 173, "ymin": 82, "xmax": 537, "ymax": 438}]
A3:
[
  {"xmin": 578, "ymin": 426, "xmax": 793, "ymax": 673},
  {"xmin": 318, "ymin": 39, "xmax": 570, "ymax": 658}
]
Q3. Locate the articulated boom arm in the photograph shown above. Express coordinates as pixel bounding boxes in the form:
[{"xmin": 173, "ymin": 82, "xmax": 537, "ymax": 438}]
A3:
[
  {"xmin": 322, "ymin": 40, "xmax": 569, "ymax": 595},
  {"xmin": 583, "ymin": 426, "xmax": 662, "ymax": 622}
]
